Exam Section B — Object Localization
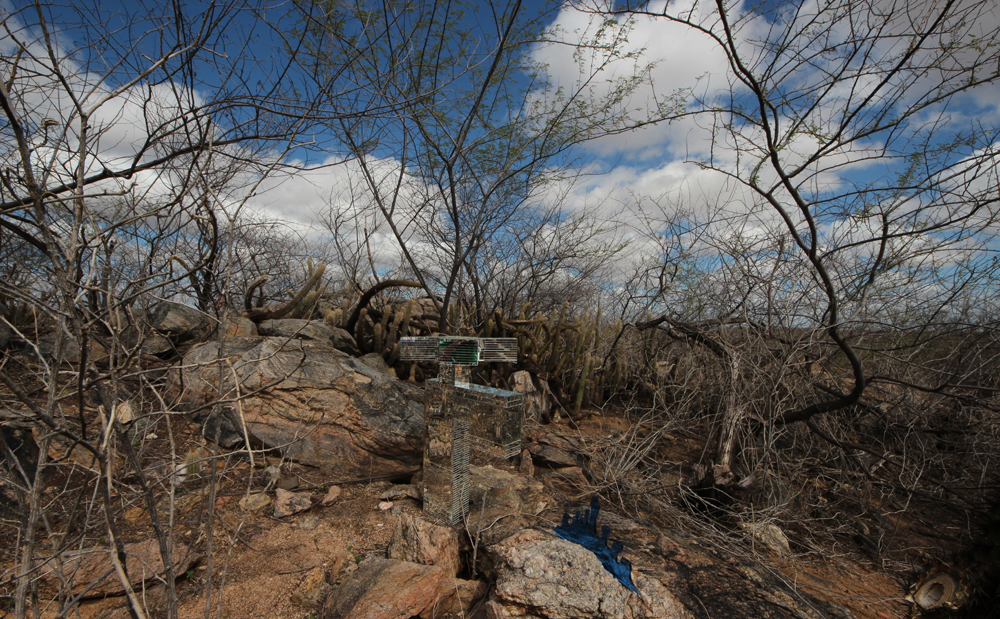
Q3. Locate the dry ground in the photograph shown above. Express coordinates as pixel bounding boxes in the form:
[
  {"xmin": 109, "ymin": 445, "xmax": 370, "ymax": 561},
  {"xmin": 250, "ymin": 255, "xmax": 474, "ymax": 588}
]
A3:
[{"xmin": 1, "ymin": 409, "xmax": 991, "ymax": 619}]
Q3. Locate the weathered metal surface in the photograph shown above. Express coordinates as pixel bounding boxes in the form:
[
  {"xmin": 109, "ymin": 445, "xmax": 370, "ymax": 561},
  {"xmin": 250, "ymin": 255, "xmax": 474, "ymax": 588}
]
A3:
[{"xmin": 406, "ymin": 337, "xmax": 523, "ymax": 524}]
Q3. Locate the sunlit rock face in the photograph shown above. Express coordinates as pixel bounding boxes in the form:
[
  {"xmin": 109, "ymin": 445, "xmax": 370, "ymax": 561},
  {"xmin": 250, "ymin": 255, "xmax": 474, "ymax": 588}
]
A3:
[{"xmin": 172, "ymin": 336, "xmax": 423, "ymax": 476}]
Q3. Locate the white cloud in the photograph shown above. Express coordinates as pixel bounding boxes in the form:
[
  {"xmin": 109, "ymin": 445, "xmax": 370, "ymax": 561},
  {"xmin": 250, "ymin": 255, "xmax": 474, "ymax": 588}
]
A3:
[{"xmin": 533, "ymin": 0, "xmax": 742, "ymax": 160}]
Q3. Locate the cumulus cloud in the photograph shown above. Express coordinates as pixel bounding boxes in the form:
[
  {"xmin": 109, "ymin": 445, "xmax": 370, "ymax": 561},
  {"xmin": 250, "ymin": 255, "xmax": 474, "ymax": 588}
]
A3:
[{"xmin": 529, "ymin": 0, "xmax": 1000, "ymax": 293}]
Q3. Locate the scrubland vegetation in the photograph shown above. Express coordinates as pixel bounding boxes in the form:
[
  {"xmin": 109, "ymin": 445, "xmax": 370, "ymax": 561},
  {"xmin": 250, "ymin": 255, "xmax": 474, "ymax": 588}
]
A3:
[{"xmin": 2, "ymin": 0, "xmax": 1000, "ymax": 617}]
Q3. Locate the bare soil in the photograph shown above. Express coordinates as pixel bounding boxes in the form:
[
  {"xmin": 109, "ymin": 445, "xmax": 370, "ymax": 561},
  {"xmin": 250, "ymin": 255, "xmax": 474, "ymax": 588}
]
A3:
[{"xmin": 2, "ymin": 405, "xmax": 995, "ymax": 619}]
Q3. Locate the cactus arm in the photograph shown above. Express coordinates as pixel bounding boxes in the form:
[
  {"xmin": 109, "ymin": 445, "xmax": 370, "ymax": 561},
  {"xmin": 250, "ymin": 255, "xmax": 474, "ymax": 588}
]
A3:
[
  {"xmin": 244, "ymin": 275, "xmax": 270, "ymax": 312},
  {"xmin": 344, "ymin": 279, "xmax": 422, "ymax": 335},
  {"xmin": 245, "ymin": 264, "xmax": 325, "ymax": 322}
]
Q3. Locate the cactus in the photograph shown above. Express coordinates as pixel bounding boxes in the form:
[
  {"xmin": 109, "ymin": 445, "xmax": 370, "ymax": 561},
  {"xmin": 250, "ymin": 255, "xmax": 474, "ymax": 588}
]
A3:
[
  {"xmin": 379, "ymin": 307, "xmax": 391, "ymax": 339},
  {"xmin": 324, "ymin": 307, "xmax": 343, "ymax": 328},
  {"xmin": 530, "ymin": 319, "xmax": 544, "ymax": 355},
  {"xmin": 387, "ymin": 309, "xmax": 403, "ymax": 343},
  {"xmin": 573, "ymin": 314, "xmax": 588, "ymax": 360},
  {"xmin": 545, "ymin": 303, "xmax": 569, "ymax": 362},
  {"xmin": 292, "ymin": 286, "xmax": 326, "ymax": 319},
  {"xmin": 245, "ymin": 263, "xmax": 326, "ymax": 322},
  {"xmin": 340, "ymin": 295, "xmax": 351, "ymax": 325},
  {"xmin": 355, "ymin": 308, "xmax": 368, "ymax": 348},
  {"xmin": 400, "ymin": 300, "xmax": 414, "ymax": 337},
  {"xmin": 373, "ymin": 323, "xmax": 383, "ymax": 353},
  {"xmin": 593, "ymin": 306, "xmax": 602, "ymax": 348},
  {"xmin": 574, "ymin": 354, "xmax": 593, "ymax": 415},
  {"xmin": 291, "ymin": 260, "xmax": 326, "ymax": 319},
  {"xmin": 383, "ymin": 310, "xmax": 405, "ymax": 364},
  {"xmin": 184, "ymin": 449, "xmax": 202, "ymax": 479}
]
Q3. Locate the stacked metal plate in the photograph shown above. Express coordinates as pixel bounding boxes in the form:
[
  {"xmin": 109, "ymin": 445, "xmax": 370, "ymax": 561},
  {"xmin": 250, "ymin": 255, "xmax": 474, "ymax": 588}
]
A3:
[
  {"xmin": 478, "ymin": 338, "xmax": 518, "ymax": 363},
  {"xmin": 401, "ymin": 336, "xmax": 519, "ymax": 365},
  {"xmin": 408, "ymin": 335, "xmax": 525, "ymax": 525},
  {"xmin": 400, "ymin": 337, "xmax": 439, "ymax": 361}
]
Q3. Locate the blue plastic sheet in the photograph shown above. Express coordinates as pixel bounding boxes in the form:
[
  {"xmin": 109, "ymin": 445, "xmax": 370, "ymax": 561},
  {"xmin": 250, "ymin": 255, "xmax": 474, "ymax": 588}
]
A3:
[{"xmin": 553, "ymin": 496, "xmax": 640, "ymax": 594}]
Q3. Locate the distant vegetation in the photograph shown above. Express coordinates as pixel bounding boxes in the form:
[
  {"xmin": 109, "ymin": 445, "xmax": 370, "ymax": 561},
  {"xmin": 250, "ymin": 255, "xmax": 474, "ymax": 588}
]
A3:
[{"xmin": 2, "ymin": 0, "xmax": 1000, "ymax": 617}]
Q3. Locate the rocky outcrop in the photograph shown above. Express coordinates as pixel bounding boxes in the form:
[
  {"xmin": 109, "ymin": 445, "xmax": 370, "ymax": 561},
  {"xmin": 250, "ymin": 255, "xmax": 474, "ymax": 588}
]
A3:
[
  {"xmin": 149, "ymin": 302, "xmax": 212, "ymax": 344},
  {"xmin": 39, "ymin": 539, "xmax": 195, "ymax": 598},
  {"xmin": 511, "ymin": 371, "xmax": 555, "ymax": 423},
  {"xmin": 201, "ymin": 406, "xmax": 255, "ymax": 449},
  {"xmin": 322, "ymin": 557, "xmax": 445, "ymax": 619},
  {"xmin": 172, "ymin": 336, "xmax": 424, "ymax": 475},
  {"xmin": 321, "ymin": 485, "xmax": 842, "ymax": 619},
  {"xmin": 224, "ymin": 316, "xmax": 257, "ymax": 338},
  {"xmin": 484, "ymin": 529, "xmax": 688, "ymax": 619},
  {"xmin": 387, "ymin": 511, "xmax": 462, "ymax": 577},
  {"xmin": 467, "ymin": 465, "xmax": 548, "ymax": 530},
  {"xmin": 36, "ymin": 333, "xmax": 108, "ymax": 364},
  {"xmin": 421, "ymin": 578, "xmax": 488, "ymax": 619},
  {"xmin": 523, "ymin": 427, "xmax": 586, "ymax": 468},
  {"xmin": 258, "ymin": 319, "xmax": 359, "ymax": 355},
  {"xmin": 360, "ymin": 352, "xmax": 392, "ymax": 374},
  {"xmin": 477, "ymin": 512, "xmax": 854, "ymax": 619}
]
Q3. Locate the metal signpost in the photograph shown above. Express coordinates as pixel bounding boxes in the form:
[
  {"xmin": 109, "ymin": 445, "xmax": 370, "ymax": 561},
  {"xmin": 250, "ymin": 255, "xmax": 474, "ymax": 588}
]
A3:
[{"xmin": 401, "ymin": 336, "xmax": 524, "ymax": 524}]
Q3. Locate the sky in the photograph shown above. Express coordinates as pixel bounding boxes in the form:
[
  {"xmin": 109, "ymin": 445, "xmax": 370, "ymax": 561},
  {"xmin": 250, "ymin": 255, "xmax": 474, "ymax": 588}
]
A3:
[
  {"xmin": 0, "ymin": 0, "xmax": 744, "ymax": 227},
  {"xmin": 245, "ymin": 0, "xmax": 1000, "ymax": 246},
  {"xmin": 4, "ymin": 0, "xmax": 1000, "ymax": 306}
]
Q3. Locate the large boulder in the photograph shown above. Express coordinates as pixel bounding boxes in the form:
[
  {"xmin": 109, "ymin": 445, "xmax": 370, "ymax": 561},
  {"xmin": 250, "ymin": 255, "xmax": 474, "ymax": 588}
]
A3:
[
  {"xmin": 172, "ymin": 337, "xmax": 424, "ymax": 475},
  {"xmin": 39, "ymin": 539, "xmax": 195, "ymax": 597},
  {"xmin": 201, "ymin": 406, "xmax": 255, "ymax": 449},
  {"xmin": 421, "ymin": 578, "xmax": 488, "ymax": 619},
  {"xmin": 485, "ymin": 529, "xmax": 687, "ymax": 619},
  {"xmin": 387, "ymin": 511, "xmax": 462, "ymax": 577},
  {"xmin": 149, "ymin": 302, "xmax": 212, "ymax": 343},
  {"xmin": 322, "ymin": 557, "xmax": 445, "ymax": 619},
  {"xmin": 35, "ymin": 334, "xmax": 108, "ymax": 365},
  {"xmin": 523, "ymin": 426, "xmax": 587, "ymax": 468},
  {"xmin": 258, "ymin": 319, "xmax": 360, "ymax": 355},
  {"xmin": 466, "ymin": 465, "xmax": 547, "ymax": 530},
  {"xmin": 511, "ymin": 371, "xmax": 555, "ymax": 423},
  {"xmin": 224, "ymin": 315, "xmax": 257, "ymax": 338}
]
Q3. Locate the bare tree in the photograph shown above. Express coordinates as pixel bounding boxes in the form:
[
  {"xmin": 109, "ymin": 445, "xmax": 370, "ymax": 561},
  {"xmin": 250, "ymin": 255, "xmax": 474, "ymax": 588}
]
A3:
[
  {"xmin": 297, "ymin": 0, "xmax": 664, "ymax": 332},
  {"xmin": 0, "ymin": 2, "xmax": 385, "ymax": 617},
  {"xmin": 574, "ymin": 0, "xmax": 1000, "ymax": 500}
]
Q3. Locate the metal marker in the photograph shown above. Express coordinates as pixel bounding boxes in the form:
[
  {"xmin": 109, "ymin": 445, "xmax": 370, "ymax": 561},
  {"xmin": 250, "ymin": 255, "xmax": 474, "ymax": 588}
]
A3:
[{"xmin": 401, "ymin": 337, "xmax": 524, "ymax": 524}]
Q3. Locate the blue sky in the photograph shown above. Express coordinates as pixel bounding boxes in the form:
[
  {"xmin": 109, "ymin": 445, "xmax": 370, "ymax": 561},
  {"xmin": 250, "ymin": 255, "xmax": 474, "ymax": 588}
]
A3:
[{"xmin": 4, "ymin": 0, "xmax": 1000, "ymax": 304}]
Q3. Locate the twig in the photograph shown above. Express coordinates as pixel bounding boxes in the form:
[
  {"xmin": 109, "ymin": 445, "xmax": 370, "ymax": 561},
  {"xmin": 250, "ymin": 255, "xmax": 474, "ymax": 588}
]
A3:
[
  {"xmin": 277, "ymin": 564, "xmax": 319, "ymax": 575},
  {"xmin": 273, "ymin": 469, "xmax": 421, "ymax": 493}
]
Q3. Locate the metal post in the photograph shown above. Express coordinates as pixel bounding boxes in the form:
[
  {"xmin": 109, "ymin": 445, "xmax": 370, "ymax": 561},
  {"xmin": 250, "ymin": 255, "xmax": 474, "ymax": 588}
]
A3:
[{"xmin": 401, "ymin": 337, "xmax": 523, "ymax": 524}]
